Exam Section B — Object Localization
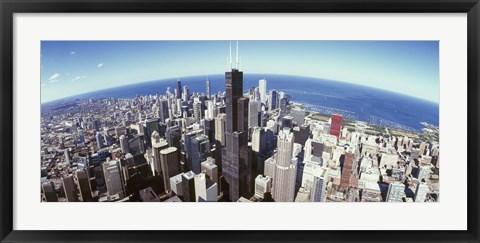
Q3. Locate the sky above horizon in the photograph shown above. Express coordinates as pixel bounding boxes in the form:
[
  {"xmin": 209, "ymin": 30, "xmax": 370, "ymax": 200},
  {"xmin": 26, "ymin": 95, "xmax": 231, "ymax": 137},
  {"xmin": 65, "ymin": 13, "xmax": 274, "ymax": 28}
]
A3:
[{"xmin": 41, "ymin": 41, "xmax": 439, "ymax": 103}]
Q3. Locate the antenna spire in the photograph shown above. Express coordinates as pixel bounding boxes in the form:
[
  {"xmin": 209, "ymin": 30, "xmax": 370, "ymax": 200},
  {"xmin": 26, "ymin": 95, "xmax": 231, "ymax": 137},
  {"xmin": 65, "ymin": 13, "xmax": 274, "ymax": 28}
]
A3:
[{"xmin": 236, "ymin": 41, "xmax": 239, "ymax": 69}]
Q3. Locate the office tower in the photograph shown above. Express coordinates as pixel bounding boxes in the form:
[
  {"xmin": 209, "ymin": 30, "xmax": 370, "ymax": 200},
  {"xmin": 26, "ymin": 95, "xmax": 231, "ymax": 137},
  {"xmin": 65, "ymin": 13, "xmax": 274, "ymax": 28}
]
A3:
[
  {"xmin": 290, "ymin": 107, "xmax": 306, "ymax": 125},
  {"xmin": 160, "ymin": 147, "xmax": 180, "ymax": 193},
  {"xmin": 176, "ymin": 79, "xmax": 182, "ymax": 99},
  {"xmin": 165, "ymin": 125, "xmax": 182, "ymax": 151},
  {"xmin": 386, "ymin": 181, "xmax": 406, "ymax": 202},
  {"xmin": 42, "ymin": 181, "xmax": 58, "ymax": 202},
  {"xmin": 215, "ymin": 113, "xmax": 226, "ymax": 146},
  {"xmin": 152, "ymin": 133, "xmax": 168, "ymax": 176},
  {"xmin": 293, "ymin": 123, "xmax": 310, "ymax": 147},
  {"xmin": 194, "ymin": 173, "xmax": 218, "ymax": 202},
  {"xmin": 278, "ymin": 97, "xmax": 287, "ymax": 118},
  {"xmin": 181, "ymin": 171, "xmax": 196, "ymax": 202},
  {"xmin": 248, "ymin": 100, "xmax": 260, "ymax": 128},
  {"xmin": 184, "ymin": 129, "xmax": 203, "ymax": 171},
  {"xmin": 330, "ymin": 114, "xmax": 343, "ymax": 138},
  {"xmin": 96, "ymin": 131, "xmax": 104, "ymax": 149},
  {"xmin": 192, "ymin": 101, "xmax": 201, "ymax": 123},
  {"xmin": 64, "ymin": 149, "xmax": 70, "ymax": 164},
  {"xmin": 183, "ymin": 85, "xmax": 190, "ymax": 101},
  {"xmin": 268, "ymin": 90, "xmax": 278, "ymax": 112},
  {"xmin": 237, "ymin": 97, "xmax": 249, "ymax": 132},
  {"xmin": 119, "ymin": 134, "xmax": 129, "ymax": 154},
  {"xmin": 206, "ymin": 79, "xmax": 211, "ymax": 99},
  {"xmin": 75, "ymin": 169, "xmax": 93, "ymax": 202},
  {"xmin": 170, "ymin": 173, "xmax": 184, "ymax": 197},
  {"xmin": 201, "ymin": 157, "xmax": 218, "ymax": 184},
  {"xmin": 311, "ymin": 168, "xmax": 328, "ymax": 202},
  {"xmin": 254, "ymin": 175, "xmax": 272, "ymax": 199},
  {"xmin": 159, "ymin": 99, "xmax": 169, "ymax": 122},
  {"xmin": 272, "ymin": 128, "xmax": 298, "ymax": 202},
  {"xmin": 190, "ymin": 134, "xmax": 210, "ymax": 174},
  {"xmin": 205, "ymin": 100, "xmax": 215, "ymax": 120},
  {"xmin": 415, "ymin": 181, "xmax": 429, "ymax": 202},
  {"xmin": 251, "ymin": 127, "xmax": 266, "ymax": 153},
  {"xmin": 259, "ymin": 79, "xmax": 267, "ymax": 104},
  {"xmin": 102, "ymin": 159, "xmax": 124, "ymax": 199},
  {"xmin": 203, "ymin": 118, "xmax": 216, "ymax": 143},
  {"xmin": 264, "ymin": 157, "xmax": 276, "ymax": 180},
  {"xmin": 340, "ymin": 152, "xmax": 354, "ymax": 189},
  {"xmin": 221, "ymin": 44, "xmax": 253, "ymax": 201},
  {"xmin": 145, "ymin": 118, "xmax": 160, "ymax": 148},
  {"xmin": 62, "ymin": 175, "xmax": 77, "ymax": 202}
]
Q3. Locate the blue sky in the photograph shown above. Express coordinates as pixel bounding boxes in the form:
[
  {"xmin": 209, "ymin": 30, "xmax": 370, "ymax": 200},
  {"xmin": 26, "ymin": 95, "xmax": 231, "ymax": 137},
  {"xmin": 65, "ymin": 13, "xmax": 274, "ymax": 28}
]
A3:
[{"xmin": 41, "ymin": 41, "xmax": 439, "ymax": 103}]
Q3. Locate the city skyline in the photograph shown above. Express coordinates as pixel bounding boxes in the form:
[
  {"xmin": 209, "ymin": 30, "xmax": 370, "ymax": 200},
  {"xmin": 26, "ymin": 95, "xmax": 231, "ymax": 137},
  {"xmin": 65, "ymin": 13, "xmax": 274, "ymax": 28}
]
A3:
[{"xmin": 41, "ymin": 41, "xmax": 439, "ymax": 103}]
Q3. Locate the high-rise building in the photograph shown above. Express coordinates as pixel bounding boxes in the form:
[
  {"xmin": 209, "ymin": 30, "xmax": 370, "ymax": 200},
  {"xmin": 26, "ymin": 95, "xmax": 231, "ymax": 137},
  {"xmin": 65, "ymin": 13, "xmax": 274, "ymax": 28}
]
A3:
[
  {"xmin": 386, "ymin": 181, "xmax": 406, "ymax": 202},
  {"xmin": 254, "ymin": 175, "xmax": 272, "ymax": 199},
  {"xmin": 268, "ymin": 90, "xmax": 278, "ymax": 112},
  {"xmin": 145, "ymin": 118, "xmax": 160, "ymax": 148},
  {"xmin": 183, "ymin": 85, "xmax": 190, "ymax": 101},
  {"xmin": 206, "ymin": 79, "xmax": 211, "ymax": 99},
  {"xmin": 221, "ymin": 46, "xmax": 254, "ymax": 201},
  {"xmin": 340, "ymin": 152, "xmax": 354, "ymax": 189},
  {"xmin": 311, "ymin": 168, "xmax": 328, "ymax": 202},
  {"xmin": 248, "ymin": 100, "xmax": 260, "ymax": 128},
  {"xmin": 64, "ymin": 149, "xmax": 70, "ymax": 164},
  {"xmin": 119, "ymin": 135, "xmax": 129, "ymax": 154},
  {"xmin": 330, "ymin": 114, "xmax": 343, "ymax": 138},
  {"xmin": 415, "ymin": 181, "xmax": 429, "ymax": 202},
  {"xmin": 272, "ymin": 128, "xmax": 298, "ymax": 202},
  {"xmin": 96, "ymin": 131, "xmax": 104, "ymax": 149},
  {"xmin": 290, "ymin": 107, "xmax": 306, "ymax": 125},
  {"xmin": 158, "ymin": 99, "xmax": 169, "ymax": 123},
  {"xmin": 259, "ymin": 79, "xmax": 267, "ymax": 104},
  {"xmin": 194, "ymin": 173, "xmax": 218, "ymax": 202},
  {"xmin": 102, "ymin": 159, "xmax": 124, "ymax": 199},
  {"xmin": 75, "ymin": 169, "xmax": 93, "ymax": 202},
  {"xmin": 193, "ymin": 100, "xmax": 202, "ymax": 123},
  {"xmin": 160, "ymin": 147, "xmax": 180, "ymax": 193},
  {"xmin": 152, "ymin": 134, "xmax": 169, "ymax": 176},
  {"xmin": 215, "ymin": 113, "xmax": 226, "ymax": 146},
  {"xmin": 165, "ymin": 125, "xmax": 182, "ymax": 151},
  {"xmin": 200, "ymin": 157, "xmax": 218, "ymax": 184},
  {"xmin": 181, "ymin": 171, "xmax": 196, "ymax": 202},
  {"xmin": 190, "ymin": 134, "xmax": 210, "ymax": 174},
  {"xmin": 42, "ymin": 181, "xmax": 58, "ymax": 202},
  {"xmin": 176, "ymin": 79, "xmax": 182, "ymax": 99},
  {"xmin": 170, "ymin": 173, "xmax": 184, "ymax": 197},
  {"xmin": 62, "ymin": 175, "xmax": 77, "ymax": 202}
]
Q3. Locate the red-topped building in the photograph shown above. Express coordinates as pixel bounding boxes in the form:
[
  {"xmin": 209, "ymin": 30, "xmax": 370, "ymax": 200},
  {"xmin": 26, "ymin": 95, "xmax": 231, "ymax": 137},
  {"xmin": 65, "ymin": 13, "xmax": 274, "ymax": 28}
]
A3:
[{"xmin": 330, "ymin": 114, "xmax": 343, "ymax": 138}]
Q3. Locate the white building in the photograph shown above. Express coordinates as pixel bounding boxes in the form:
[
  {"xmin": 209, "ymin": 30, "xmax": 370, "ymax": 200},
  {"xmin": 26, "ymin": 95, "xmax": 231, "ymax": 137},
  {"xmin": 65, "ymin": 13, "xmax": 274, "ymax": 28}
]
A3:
[
  {"xmin": 194, "ymin": 173, "xmax": 217, "ymax": 202},
  {"xmin": 273, "ymin": 128, "xmax": 298, "ymax": 202},
  {"xmin": 170, "ymin": 173, "xmax": 184, "ymax": 197},
  {"xmin": 102, "ymin": 159, "xmax": 124, "ymax": 199},
  {"xmin": 254, "ymin": 175, "xmax": 272, "ymax": 199},
  {"xmin": 386, "ymin": 181, "xmax": 406, "ymax": 202},
  {"xmin": 259, "ymin": 79, "xmax": 267, "ymax": 104}
]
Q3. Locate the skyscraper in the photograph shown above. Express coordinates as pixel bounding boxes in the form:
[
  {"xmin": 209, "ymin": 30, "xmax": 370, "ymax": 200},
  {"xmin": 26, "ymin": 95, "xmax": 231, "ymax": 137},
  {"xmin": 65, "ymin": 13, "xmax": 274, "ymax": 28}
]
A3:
[
  {"xmin": 268, "ymin": 90, "xmax": 278, "ymax": 112},
  {"xmin": 119, "ymin": 135, "xmax": 129, "ymax": 154},
  {"xmin": 42, "ymin": 181, "xmax": 58, "ymax": 202},
  {"xmin": 176, "ymin": 79, "xmax": 182, "ymax": 99},
  {"xmin": 340, "ymin": 152, "xmax": 354, "ymax": 189},
  {"xmin": 330, "ymin": 114, "xmax": 343, "ymax": 139},
  {"xmin": 272, "ymin": 128, "xmax": 297, "ymax": 202},
  {"xmin": 221, "ymin": 42, "xmax": 253, "ymax": 201},
  {"xmin": 386, "ymin": 181, "xmax": 406, "ymax": 202},
  {"xmin": 62, "ymin": 175, "xmax": 77, "ymax": 202},
  {"xmin": 206, "ymin": 79, "xmax": 211, "ymax": 99},
  {"xmin": 190, "ymin": 134, "xmax": 210, "ymax": 174},
  {"xmin": 181, "ymin": 171, "xmax": 196, "ymax": 202},
  {"xmin": 194, "ymin": 173, "xmax": 218, "ymax": 202},
  {"xmin": 259, "ymin": 79, "xmax": 267, "ymax": 104},
  {"xmin": 75, "ymin": 169, "xmax": 93, "ymax": 202},
  {"xmin": 254, "ymin": 174, "xmax": 272, "ymax": 199},
  {"xmin": 248, "ymin": 100, "xmax": 260, "ymax": 128},
  {"xmin": 152, "ymin": 132, "xmax": 168, "ymax": 176},
  {"xmin": 215, "ymin": 113, "xmax": 226, "ymax": 146},
  {"xmin": 311, "ymin": 168, "xmax": 328, "ymax": 202},
  {"xmin": 160, "ymin": 147, "xmax": 180, "ymax": 193},
  {"xmin": 102, "ymin": 159, "xmax": 124, "ymax": 199}
]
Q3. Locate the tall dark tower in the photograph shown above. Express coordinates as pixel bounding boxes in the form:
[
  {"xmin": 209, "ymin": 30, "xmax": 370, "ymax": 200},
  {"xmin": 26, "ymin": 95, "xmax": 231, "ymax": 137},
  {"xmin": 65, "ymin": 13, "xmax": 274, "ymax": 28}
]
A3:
[
  {"xmin": 222, "ymin": 41, "xmax": 253, "ymax": 201},
  {"xmin": 176, "ymin": 79, "xmax": 182, "ymax": 99}
]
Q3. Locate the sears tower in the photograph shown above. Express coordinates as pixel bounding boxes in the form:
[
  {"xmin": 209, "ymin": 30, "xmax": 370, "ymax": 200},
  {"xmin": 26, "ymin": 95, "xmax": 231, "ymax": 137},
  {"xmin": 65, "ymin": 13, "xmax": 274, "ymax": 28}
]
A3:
[{"xmin": 222, "ymin": 41, "xmax": 253, "ymax": 201}]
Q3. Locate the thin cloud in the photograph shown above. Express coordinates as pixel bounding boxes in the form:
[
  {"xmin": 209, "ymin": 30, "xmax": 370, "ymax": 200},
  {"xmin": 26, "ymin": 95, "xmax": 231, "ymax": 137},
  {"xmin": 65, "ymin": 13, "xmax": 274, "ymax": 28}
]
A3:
[
  {"xmin": 70, "ymin": 51, "xmax": 76, "ymax": 55},
  {"xmin": 49, "ymin": 79, "xmax": 59, "ymax": 83},
  {"xmin": 72, "ymin": 76, "xmax": 81, "ymax": 81},
  {"xmin": 97, "ymin": 63, "xmax": 104, "ymax": 68},
  {"xmin": 48, "ymin": 73, "xmax": 60, "ymax": 80}
]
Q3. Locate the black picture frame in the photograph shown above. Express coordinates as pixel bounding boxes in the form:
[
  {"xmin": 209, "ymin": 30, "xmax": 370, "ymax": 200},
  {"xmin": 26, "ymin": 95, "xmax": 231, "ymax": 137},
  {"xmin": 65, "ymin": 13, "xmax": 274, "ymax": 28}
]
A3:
[{"xmin": 1, "ymin": 0, "xmax": 479, "ymax": 242}]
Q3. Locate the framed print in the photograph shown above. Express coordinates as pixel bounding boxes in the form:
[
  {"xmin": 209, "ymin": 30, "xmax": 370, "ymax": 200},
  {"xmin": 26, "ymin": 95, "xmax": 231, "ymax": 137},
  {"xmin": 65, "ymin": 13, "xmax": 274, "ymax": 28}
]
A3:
[{"xmin": 1, "ymin": 0, "xmax": 479, "ymax": 242}]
